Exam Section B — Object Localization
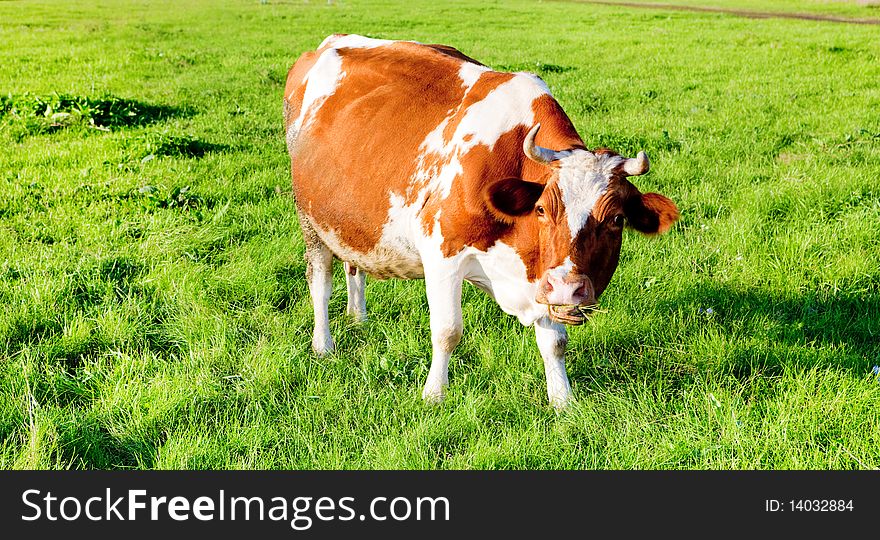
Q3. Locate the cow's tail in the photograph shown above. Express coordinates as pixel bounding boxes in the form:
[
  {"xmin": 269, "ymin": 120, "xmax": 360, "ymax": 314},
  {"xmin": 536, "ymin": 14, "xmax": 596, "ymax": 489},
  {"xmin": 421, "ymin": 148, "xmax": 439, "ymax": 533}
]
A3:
[{"xmin": 283, "ymin": 99, "xmax": 297, "ymax": 156}]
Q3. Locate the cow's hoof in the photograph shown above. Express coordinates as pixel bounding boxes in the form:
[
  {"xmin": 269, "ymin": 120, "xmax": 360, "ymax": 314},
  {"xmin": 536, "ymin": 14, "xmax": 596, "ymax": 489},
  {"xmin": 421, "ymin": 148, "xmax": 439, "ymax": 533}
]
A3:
[
  {"xmin": 312, "ymin": 336, "xmax": 335, "ymax": 356},
  {"xmin": 421, "ymin": 382, "xmax": 447, "ymax": 404},
  {"xmin": 548, "ymin": 393, "xmax": 572, "ymax": 410},
  {"xmin": 346, "ymin": 308, "xmax": 368, "ymax": 323}
]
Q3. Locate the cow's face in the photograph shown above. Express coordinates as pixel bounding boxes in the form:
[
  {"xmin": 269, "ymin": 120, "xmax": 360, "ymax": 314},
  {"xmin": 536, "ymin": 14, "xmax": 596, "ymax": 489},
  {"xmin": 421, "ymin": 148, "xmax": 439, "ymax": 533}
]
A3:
[{"xmin": 485, "ymin": 124, "xmax": 679, "ymax": 325}]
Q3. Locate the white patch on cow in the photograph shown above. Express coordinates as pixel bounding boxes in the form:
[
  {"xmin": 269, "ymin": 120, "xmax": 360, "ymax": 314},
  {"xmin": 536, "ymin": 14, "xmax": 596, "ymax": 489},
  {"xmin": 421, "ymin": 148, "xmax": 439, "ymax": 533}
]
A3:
[
  {"xmin": 461, "ymin": 242, "xmax": 547, "ymax": 326},
  {"xmin": 415, "ymin": 72, "xmax": 552, "ymax": 202},
  {"xmin": 419, "ymin": 118, "xmax": 453, "ymax": 161},
  {"xmin": 303, "ymin": 238, "xmax": 335, "ymax": 355},
  {"xmin": 546, "ymin": 257, "xmax": 575, "ymax": 280},
  {"xmin": 458, "ymin": 61, "xmax": 489, "ymax": 88},
  {"xmin": 555, "ymin": 150, "xmax": 624, "ymax": 238},
  {"xmin": 326, "ymin": 34, "xmax": 399, "ymax": 50},
  {"xmin": 453, "ymin": 73, "xmax": 549, "ymax": 153},
  {"xmin": 318, "ymin": 34, "xmax": 342, "ymax": 49},
  {"xmin": 377, "ymin": 192, "xmax": 424, "ymax": 276},
  {"xmin": 293, "ymin": 49, "xmax": 345, "ymax": 132},
  {"xmin": 416, "ymin": 63, "xmax": 488, "ymax": 160}
]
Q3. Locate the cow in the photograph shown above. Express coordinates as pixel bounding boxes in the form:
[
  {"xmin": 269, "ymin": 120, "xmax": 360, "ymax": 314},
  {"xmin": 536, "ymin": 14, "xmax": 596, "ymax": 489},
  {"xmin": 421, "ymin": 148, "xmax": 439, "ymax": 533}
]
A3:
[{"xmin": 283, "ymin": 34, "xmax": 679, "ymax": 408}]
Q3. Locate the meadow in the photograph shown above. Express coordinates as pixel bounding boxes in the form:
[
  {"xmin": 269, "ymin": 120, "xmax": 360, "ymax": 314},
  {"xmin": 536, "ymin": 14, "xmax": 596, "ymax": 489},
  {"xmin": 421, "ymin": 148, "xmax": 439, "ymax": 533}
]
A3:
[{"xmin": 0, "ymin": 0, "xmax": 878, "ymax": 469}]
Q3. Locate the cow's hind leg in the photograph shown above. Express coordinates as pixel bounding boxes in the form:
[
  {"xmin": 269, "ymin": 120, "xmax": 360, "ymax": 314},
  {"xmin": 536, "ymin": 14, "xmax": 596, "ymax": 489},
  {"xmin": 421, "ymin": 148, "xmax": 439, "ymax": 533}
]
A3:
[
  {"xmin": 421, "ymin": 265, "xmax": 463, "ymax": 403},
  {"xmin": 344, "ymin": 262, "xmax": 367, "ymax": 322},
  {"xmin": 299, "ymin": 213, "xmax": 335, "ymax": 355}
]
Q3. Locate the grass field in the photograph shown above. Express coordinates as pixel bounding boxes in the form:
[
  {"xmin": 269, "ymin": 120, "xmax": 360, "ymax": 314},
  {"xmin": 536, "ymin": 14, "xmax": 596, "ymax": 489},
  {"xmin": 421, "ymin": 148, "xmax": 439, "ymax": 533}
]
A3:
[{"xmin": 1, "ymin": 0, "xmax": 878, "ymax": 469}]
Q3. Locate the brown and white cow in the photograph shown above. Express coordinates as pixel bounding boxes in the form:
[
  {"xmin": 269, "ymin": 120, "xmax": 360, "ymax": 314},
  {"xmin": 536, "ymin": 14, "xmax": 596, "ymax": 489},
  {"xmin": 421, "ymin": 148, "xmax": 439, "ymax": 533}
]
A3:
[{"xmin": 284, "ymin": 34, "xmax": 678, "ymax": 408}]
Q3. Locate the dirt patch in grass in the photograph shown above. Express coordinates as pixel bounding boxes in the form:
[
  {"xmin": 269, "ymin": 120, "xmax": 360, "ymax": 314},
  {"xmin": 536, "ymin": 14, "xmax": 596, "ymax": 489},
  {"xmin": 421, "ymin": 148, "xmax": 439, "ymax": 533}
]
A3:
[{"xmin": 555, "ymin": 0, "xmax": 880, "ymax": 24}]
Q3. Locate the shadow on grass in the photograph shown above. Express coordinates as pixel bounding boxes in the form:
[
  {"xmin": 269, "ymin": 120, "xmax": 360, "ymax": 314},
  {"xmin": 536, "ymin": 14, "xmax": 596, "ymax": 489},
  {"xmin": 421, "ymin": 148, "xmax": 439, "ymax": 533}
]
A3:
[
  {"xmin": 665, "ymin": 283, "xmax": 879, "ymax": 352},
  {"xmin": 132, "ymin": 132, "xmax": 231, "ymax": 160},
  {"xmin": 1, "ymin": 316, "xmax": 62, "ymax": 357},
  {"xmin": 1, "ymin": 93, "xmax": 194, "ymax": 140},
  {"xmin": 1, "ymin": 93, "xmax": 192, "ymax": 127},
  {"xmin": 1, "ymin": 256, "xmax": 186, "ymax": 367},
  {"xmin": 271, "ymin": 263, "xmax": 308, "ymax": 312},
  {"xmin": 566, "ymin": 282, "xmax": 880, "ymax": 389},
  {"xmin": 56, "ymin": 417, "xmax": 164, "ymax": 469},
  {"xmin": 494, "ymin": 62, "xmax": 577, "ymax": 75}
]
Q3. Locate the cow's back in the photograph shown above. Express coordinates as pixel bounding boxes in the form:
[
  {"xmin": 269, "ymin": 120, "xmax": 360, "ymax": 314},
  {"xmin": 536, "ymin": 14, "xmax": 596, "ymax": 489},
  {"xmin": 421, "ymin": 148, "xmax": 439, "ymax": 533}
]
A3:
[
  {"xmin": 284, "ymin": 36, "xmax": 488, "ymax": 275},
  {"xmin": 284, "ymin": 35, "xmax": 584, "ymax": 279}
]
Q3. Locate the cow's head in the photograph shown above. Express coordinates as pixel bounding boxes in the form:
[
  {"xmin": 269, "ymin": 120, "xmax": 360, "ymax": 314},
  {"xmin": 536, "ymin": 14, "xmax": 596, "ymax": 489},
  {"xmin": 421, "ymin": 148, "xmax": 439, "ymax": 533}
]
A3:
[{"xmin": 485, "ymin": 124, "xmax": 679, "ymax": 325}]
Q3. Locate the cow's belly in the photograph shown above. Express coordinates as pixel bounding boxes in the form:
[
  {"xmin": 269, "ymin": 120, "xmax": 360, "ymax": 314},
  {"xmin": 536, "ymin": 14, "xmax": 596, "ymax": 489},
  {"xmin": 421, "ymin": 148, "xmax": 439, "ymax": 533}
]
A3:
[{"xmin": 308, "ymin": 216, "xmax": 425, "ymax": 280}]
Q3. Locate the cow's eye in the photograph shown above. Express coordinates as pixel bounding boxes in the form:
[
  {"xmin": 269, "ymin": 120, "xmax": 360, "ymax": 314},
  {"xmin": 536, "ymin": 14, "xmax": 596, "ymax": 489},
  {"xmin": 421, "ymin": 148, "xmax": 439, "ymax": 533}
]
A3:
[
  {"xmin": 535, "ymin": 205, "xmax": 545, "ymax": 217},
  {"xmin": 612, "ymin": 214, "xmax": 625, "ymax": 228}
]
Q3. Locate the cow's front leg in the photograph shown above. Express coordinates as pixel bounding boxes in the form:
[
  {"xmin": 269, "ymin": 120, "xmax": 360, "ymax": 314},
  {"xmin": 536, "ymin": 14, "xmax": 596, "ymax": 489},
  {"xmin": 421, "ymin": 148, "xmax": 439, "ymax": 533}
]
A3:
[
  {"xmin": 421, "ymin": 268, "xmax": 463, "ymax": 403},
  {"xmin": 535, "ymin": 317, "xmax": 572, "ymax": 409},
  {"xmin": 344, "ymin": 262, "xmax": 367, "ymax": 322}
]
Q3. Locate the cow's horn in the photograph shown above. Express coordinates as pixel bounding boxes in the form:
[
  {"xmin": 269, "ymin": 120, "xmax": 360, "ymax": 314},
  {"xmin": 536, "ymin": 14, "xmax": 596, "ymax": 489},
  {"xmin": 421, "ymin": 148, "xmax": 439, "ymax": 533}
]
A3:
[
  {"xmin": 622, "ymin": 151, "xmax": 650, "ymax": 176},
  {"xmin": 523, "ymin": 124, "xmax": 557, "ymax": 165}
]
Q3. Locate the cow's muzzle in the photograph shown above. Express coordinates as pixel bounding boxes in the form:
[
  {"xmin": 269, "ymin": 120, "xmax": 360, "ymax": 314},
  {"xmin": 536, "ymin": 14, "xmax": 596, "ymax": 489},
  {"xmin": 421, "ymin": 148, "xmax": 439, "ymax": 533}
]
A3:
[
  {"xmin": 545, "ymin": 303, "xmax": 599, "ymax": 325},
  {"xmin": 536, "ymin": 272, "xmax": 597, "ymax": 325}
]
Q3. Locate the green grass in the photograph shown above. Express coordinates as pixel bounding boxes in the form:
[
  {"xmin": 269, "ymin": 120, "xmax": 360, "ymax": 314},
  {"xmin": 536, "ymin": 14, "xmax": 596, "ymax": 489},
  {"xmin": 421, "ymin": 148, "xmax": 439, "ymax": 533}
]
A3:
[{"xmin": 1, "ymin": 0, "xmax": 878, "ymax": 470}]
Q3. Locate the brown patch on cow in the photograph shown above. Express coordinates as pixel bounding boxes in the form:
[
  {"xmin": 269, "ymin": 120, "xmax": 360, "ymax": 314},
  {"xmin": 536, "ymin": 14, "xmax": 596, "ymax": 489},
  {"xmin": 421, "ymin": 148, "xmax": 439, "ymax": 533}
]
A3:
[
  {"xmin": 528, "ymin": 181, "xmax": 576, "ymax": 280},
  {"xmin": 590, "ymin": 189, "xmax": 624, "ymax": 223},
  {"xmin": 601, "ymin": 154, "xmax": 679, "ymax": 235},
  {"xmin": 599, "ymin": 171, "xmax": 679, "ymax": 236},
  {"xmin": 530, "ymin": 95, "xmax": 586, "ymax": 151},
  {"xmin": 514, "ymin": 94, "xmax": 587, "ymax": 181},
  {"xmin": 570, "ymin": 213, "xmax": 623, "ymax": 298},
  {"xmin": 425, "ymin": 43, "xmax": 486, "ymax": 66},
  {"xmin": 435, "ymin": 129, "xmax": 530, "ymax": 257}
]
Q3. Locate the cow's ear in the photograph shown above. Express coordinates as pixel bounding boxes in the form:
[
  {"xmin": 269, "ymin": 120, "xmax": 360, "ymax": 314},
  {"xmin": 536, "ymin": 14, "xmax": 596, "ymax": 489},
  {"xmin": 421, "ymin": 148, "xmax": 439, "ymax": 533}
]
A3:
[
  {"xmin": 484, "ymin": 178, "xmax": 544, "ymax": 223},
  {"xmin": 623, "ymin": 192, "xmax": 679, "ymax": 235}
]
